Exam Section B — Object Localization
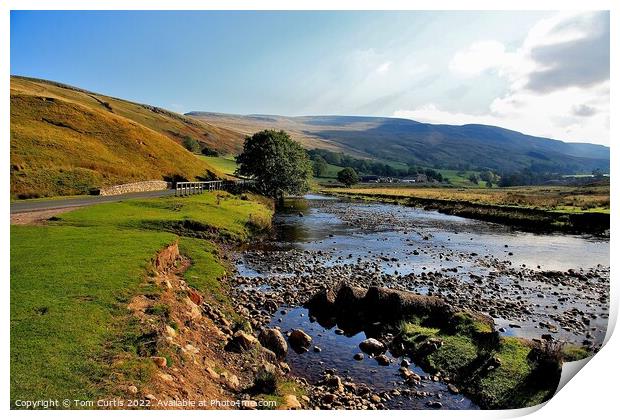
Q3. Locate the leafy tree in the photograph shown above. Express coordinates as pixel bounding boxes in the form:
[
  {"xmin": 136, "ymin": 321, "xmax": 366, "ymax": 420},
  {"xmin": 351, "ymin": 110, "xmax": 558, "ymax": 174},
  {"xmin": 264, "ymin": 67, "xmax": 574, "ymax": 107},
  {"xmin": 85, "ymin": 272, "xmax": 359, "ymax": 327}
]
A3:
[
  {"xmin": 498, "ymin": 169, "xmax": 558, "ymax": 187},
  {"xmin": 425, "ymin": 168, "xmax": 443, "ymax": 182},
  {"xmin": 182, "ymin": 136, "xmax": 201, "ymax": 153},
  {"xmin": 479, "ymin": 170, "xmax": 497, "ymax": 185},
  {"xmin": 312, "ymin": 155, "xmax": 329, "ymax": 177},
  {"xmin": 337, "ymin": 167, "xmax": 360, "ymax": 187},
  {"xmin": 468, "ymin": 174, "xmax": 479, "ymax": 185},
  {"xmin": 236, "ymin": 130, "xmax": 312, "ymax": 198},
  {"xmin": 201, "ymin": 146, "xmax": 220, "ymax": 157}
]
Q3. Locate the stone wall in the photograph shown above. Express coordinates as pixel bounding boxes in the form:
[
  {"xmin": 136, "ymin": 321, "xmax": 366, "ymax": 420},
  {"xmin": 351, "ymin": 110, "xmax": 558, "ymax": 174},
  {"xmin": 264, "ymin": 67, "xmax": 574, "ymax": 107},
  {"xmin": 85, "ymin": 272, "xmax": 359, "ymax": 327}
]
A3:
[{"xmin": 99, "ymin": 180, "xmax": 171, "ymax": 196}]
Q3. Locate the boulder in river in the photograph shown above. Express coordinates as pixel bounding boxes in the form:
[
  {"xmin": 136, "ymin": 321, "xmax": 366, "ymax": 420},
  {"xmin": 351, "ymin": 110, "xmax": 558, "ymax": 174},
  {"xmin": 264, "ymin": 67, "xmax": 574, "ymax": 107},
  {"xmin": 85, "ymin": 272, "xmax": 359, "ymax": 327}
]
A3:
[
  {"xmin": 258, "ymin": 328, "xmax": 288, "ymax": 359},
  {"xmin": 305, "ymin": 282, "xmax": 455, "ymax": 325},
  {"xmin": 334, "ymin": 283, "xmax": 367, "ymax": 308},
  {"xmin": 288, "ymin": 329, "xmax": 312, "ymax": 350},
  {"xmin": 375, "ymin": 354, "xmax": 390, "ymax": 366},
  {"xmin": 359, "ymin": 338, "xmax": 385, "ymax": 355}
]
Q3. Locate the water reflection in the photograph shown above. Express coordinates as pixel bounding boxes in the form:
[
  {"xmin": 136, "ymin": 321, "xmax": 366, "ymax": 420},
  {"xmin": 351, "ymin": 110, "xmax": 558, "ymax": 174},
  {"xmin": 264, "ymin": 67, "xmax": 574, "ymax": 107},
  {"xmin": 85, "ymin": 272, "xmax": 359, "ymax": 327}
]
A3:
[{"xmin": 271, "ymin": 306, "xmax": 478, "ymax": 410}]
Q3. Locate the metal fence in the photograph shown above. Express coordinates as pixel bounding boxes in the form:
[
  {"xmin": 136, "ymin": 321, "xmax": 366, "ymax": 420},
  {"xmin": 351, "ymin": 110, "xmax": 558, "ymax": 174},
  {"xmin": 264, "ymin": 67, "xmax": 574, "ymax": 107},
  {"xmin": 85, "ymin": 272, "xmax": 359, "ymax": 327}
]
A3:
[{"xmin": 175, "ymin": 180, "xmax": 255, "ymax": 196}]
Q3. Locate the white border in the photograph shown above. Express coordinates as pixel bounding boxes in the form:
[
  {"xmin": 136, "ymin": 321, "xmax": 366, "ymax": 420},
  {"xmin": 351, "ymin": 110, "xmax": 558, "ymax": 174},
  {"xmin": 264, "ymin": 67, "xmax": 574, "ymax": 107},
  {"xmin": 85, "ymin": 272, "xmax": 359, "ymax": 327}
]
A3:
[{"xmin": 2, "ymin": 1, "xmax": 616, "ymax": 419}]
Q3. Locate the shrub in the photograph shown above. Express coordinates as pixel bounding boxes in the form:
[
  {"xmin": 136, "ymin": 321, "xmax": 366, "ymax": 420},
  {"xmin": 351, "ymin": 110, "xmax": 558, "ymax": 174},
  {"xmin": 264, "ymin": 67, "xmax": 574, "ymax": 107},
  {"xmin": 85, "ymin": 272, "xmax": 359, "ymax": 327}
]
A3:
[
  {"xmin": 182, "ymin": 136, "xmax": 201, "ymax": 153},
  {"xmin": 252, "ymin": 368, "xmax": 278, "ymax": 395},
  {"xmin": 337, "ymin": 167, "xmax": 360, "ymax": 187},
  {"xmin": 201, "ymin": 146, "xmax": 220, "ymax": 157}
]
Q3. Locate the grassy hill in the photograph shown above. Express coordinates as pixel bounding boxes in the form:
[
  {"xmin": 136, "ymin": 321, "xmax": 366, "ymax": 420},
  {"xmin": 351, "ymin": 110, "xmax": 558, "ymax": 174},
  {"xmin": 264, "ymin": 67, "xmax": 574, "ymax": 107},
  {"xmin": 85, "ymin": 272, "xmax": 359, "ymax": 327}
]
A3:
[
  {"xmin": 189, "ymin": 112, "xmax": 610, "ymax": 175},
  {"xmin": 186, "ymin": 112, "xmax": 341, "ymax": 152},
  {"xmin": 10, "ymin": 76, "xmax": 245, "ymax": 198}
]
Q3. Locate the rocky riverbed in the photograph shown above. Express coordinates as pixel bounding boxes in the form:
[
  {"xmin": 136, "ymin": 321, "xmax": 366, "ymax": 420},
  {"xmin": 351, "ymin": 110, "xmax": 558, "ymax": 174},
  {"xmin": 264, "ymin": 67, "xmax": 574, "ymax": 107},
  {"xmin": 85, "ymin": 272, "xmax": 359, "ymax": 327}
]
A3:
[{"xmin": 231, "ymin": 195, "xmax": 609, "ymax": 409}]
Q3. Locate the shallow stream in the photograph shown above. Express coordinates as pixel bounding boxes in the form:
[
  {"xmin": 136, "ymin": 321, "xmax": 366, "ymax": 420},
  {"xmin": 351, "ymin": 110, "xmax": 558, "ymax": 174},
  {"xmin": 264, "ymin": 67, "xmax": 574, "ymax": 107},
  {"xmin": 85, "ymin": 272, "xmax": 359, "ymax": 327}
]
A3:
[{"xmin": 235, "ymin": 194, "xmax": 609, "ymax": 409}]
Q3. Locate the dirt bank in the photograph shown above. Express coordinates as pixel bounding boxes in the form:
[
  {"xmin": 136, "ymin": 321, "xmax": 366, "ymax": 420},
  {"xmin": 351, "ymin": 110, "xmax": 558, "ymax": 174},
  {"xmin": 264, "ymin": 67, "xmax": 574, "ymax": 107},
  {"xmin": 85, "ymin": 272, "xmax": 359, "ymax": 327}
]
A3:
[
  {"xmin": 10, "ymin": 207, "xmax": 84, "ymax": 225},
  {"xmin": 116, "ymin": 242, "xmax": 306, "ymax": 409}
]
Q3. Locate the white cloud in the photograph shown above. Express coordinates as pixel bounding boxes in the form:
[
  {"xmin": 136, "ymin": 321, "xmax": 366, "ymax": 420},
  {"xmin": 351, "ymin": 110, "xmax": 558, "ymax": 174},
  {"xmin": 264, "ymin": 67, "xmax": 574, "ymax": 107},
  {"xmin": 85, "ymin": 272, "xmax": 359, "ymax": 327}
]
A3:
[
  {"xmin": 395, "ymin": 82, "xmax": 609, "ymax": 144},
  {"xmin": 376, "ymin": 61, "xmax": 392, "ymax": 74},
  {"xmin": 398, "ymin": 11, "xmax": 609, "ymax": 145},
  {"xmin": 395, "ymin": 104, "xmax": 490, "ymax": 126},
  {"xmin": 449, "ymin": 41, "xmax": 515, "ymax": 77}
]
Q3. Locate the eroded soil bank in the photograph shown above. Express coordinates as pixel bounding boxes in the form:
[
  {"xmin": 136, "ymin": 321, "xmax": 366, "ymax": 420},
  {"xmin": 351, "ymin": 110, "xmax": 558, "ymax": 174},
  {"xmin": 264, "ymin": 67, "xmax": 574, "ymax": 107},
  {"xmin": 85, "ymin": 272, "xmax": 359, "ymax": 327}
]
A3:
[{"xmin": 231, "ymin": 194, "xmax": 609, "ymax": 409}]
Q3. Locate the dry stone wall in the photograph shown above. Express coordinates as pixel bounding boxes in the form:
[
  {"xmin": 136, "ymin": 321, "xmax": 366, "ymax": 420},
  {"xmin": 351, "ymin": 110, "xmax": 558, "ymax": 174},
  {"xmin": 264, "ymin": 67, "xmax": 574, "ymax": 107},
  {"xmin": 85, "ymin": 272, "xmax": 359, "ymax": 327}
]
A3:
[{"xmin": 99, "ymin": 180, "xmax": 171, "ymax": 196}]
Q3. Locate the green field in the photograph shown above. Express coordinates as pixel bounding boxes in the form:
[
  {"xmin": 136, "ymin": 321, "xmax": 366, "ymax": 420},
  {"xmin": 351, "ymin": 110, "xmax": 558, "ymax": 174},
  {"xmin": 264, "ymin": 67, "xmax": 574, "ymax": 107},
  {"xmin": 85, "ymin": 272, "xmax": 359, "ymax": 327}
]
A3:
[
  {"xmin": 436, "ymin": 169, "xmax": 486, "ymax": 187},
  {"xmin": 313, "ymin": 162, "xmax": 345, "ymax": 182},
  {"xmin": 201, "ymin": 155, "xmax": 239, "ymax": 177},
  {"xmin": 321, "ymin": 163, "xmax": 345, "ymax": 178},
  {"xmin": 10, "ymin": 192, "xmax": 272, "ymax": 404},
  {"xmin": 324, "ymin": 185, "xmax": 610, "ymax": 214}
]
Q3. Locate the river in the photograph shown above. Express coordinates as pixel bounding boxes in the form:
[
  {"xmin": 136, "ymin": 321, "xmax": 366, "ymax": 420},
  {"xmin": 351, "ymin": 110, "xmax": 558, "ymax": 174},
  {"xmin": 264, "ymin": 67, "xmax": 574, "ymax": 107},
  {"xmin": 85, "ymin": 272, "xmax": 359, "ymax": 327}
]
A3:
[{"xmin": 233, "ymin": 194, "xmax": 609, "ymax": 409}]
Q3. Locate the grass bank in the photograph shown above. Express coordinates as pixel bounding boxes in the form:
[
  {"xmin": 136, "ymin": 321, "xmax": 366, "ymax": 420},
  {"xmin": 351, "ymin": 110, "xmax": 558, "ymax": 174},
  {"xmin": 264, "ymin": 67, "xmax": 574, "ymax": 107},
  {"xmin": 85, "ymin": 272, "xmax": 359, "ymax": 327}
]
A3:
[
  {"xmin": 399, "ymin": 313, "xmax": 562, "ymax": 409},
  {"xmin": 323, "ymin": 185, "xmax": 609, "ymax": 234},
  {"xmin": 10, "ymin": 192, "xmax": 273, "ymax": 406}
]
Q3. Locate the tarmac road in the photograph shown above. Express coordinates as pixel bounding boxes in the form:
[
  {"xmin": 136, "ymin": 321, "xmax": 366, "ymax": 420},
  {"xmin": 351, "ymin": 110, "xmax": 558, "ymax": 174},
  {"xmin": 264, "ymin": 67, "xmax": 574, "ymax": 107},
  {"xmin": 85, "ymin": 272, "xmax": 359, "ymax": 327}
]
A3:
[{"xmin": 10, "ymin": 189, "xmax": 177, "ymax": 214}]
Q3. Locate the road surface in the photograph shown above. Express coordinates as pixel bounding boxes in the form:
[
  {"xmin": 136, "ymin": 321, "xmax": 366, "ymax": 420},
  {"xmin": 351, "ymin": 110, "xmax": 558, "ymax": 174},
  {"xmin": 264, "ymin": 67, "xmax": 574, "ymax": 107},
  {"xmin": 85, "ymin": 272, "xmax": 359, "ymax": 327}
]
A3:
[{"xmin": 10, "ymin": 189, "xmax": 176, "ymax": 214}]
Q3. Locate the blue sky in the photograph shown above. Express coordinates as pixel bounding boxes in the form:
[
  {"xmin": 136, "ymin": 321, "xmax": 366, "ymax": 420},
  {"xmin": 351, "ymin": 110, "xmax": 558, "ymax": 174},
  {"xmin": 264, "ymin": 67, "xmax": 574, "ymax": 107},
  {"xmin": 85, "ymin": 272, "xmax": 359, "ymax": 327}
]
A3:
[{"xmin": 11, "ymin": 11, "xmax": 609, "ymax": 145}]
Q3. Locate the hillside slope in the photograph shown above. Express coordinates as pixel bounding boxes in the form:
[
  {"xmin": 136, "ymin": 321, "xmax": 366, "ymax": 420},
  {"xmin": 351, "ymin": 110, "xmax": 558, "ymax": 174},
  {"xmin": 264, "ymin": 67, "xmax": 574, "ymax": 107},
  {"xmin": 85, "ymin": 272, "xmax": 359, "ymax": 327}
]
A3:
[
  {"xmin": 12, "ymin": 77, "xmax": 245, "ymax": 154},
  {"xmin": 10, "ymin": 77, "xmax": 243, "ymax": 198},
  {"xmin": 189, "ymin": 112, "xmax": 609, "ymax": 174}
]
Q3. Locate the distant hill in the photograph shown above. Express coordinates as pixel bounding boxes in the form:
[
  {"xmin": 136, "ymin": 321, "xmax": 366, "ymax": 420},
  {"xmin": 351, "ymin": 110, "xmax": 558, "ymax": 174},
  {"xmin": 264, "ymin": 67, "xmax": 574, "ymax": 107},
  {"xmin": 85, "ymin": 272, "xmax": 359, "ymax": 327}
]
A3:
[
  {"xmin": 188, "ymin": 112, "xmax": 609, "ymax": 174},
  {"xmin": 11, "ymin": 74, "xmax": 608, "ymax": 199},
  {"xmin": 10, "ymin": 76, "xmax": 244, "ymax": 198}
]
